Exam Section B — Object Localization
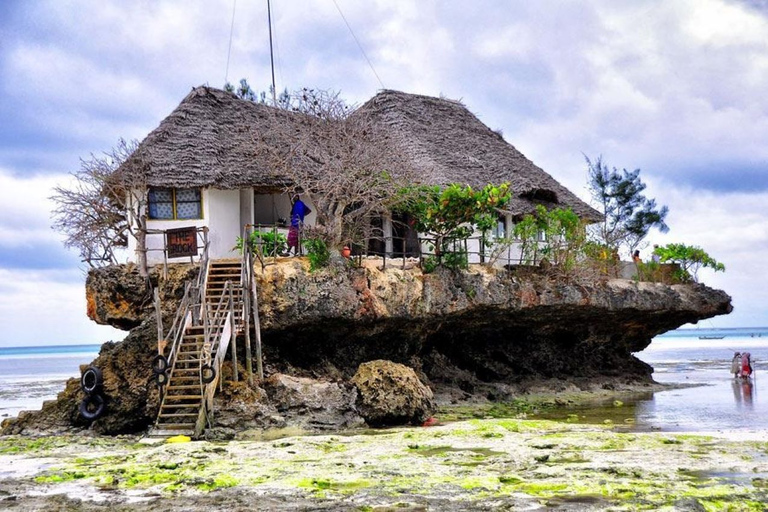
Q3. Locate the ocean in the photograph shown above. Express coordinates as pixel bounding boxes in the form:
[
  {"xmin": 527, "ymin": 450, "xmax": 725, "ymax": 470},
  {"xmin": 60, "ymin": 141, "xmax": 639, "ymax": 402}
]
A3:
[
  {"xmin": 1, "ymin": 329, "xmax": 767, "ymax": 432},
  {"xmin": 0, "ymin": 344, "xmax": 101, "ymax": 421},
  {"xmin": 537, "ymin": 327, "xmax": 768, "ymax": 432}
]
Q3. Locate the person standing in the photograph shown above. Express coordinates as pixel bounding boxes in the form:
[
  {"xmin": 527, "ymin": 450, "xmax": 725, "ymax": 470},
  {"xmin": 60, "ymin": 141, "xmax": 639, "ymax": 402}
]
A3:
[
  {"xmin": 741, "ymin": 352, "xmax": 753, "ymax": 379},
  {"xmin": 288, "ymin": 195, "xmax": 311, "ymax": 256},
  {"xmin": 731, "ymin": 352, "xmax": 742, "ymax": 378}
]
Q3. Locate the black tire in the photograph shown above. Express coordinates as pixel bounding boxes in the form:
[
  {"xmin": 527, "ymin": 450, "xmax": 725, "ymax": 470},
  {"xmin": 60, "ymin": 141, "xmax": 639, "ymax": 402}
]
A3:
[
  {"xmin": 156, "ymin": 371, "xmax": 169, "ymax": 387},
  {"xmin": 81, "ymin": 366, "xmax": 103, "ymax": 394},
  {"xmin": 151, "ymin": 354, "xmax": 169, "ymax": 375},
  {"xmin": 79, "ymin": 394, "xmax": 105, "ymax": 421},
  {"xmin": 201, "ymin": 364, "xmax": 216, "ymax": 384}
]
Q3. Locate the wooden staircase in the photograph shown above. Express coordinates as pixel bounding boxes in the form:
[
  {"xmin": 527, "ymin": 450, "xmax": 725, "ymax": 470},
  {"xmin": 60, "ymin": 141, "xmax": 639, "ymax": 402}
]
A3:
[
  {"xmin": 150, "ymin": 260, "xmax": 245, "ymax": 438},
  {"xmin": 206, "ymin": 260, "xmax": 245, "ymax": 332}
]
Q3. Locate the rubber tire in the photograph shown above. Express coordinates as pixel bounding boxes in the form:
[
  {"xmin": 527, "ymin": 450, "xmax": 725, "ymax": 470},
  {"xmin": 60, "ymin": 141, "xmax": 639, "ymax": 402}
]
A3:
[
  {"xmin": 156, "ymin": 371, "xmax": 169, "ymax": 387},
  {"xmin": 201, "ymin": 364, "xmax": 216, "ymax": 384},
  {"xmin": 81, "ymin": 366, "xmax": 103, "ymax": 394},
  {"xmin": 151, "ymin": 354, "xmax": 169, "ymax": 375},
  {"xmin": 79, "ymin": 393, "xmax": 105, "ymax": 421}
]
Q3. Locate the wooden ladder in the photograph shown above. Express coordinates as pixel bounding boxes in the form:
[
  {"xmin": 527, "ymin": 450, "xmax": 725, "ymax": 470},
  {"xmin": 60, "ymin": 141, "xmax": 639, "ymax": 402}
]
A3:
[{"xmin": 149, "ymin": 259, "xmax": 245, "ymax": 438}]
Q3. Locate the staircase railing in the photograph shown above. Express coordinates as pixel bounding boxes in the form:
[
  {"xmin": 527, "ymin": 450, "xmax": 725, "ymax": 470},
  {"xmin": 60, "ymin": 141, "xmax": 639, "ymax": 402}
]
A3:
[
  {"xmin": 240, "ymin": 225, "xmax": 265, "ymax": 384},
  {"xmin": 160, "ymin": 235, "xmax": 210, "ymax": 372},
  {"xmin": 195, "ymin": 280, "xmax": 235, "ymax": 436}
]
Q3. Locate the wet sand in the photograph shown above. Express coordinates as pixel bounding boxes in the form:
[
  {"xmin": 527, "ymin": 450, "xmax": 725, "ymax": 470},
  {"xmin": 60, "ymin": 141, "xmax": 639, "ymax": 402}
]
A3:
[{"xmin": 1, "ymin": 416, "xmax": 767, "ymax": 511}]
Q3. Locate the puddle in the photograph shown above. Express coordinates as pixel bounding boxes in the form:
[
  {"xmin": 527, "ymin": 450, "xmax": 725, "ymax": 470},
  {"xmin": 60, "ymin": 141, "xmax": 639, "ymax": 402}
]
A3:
[
  {"xmin": 409, "ymin": 445, "xmax": 504, "ymax": 457},
  {"xmin": 679, "ymin": 469, "xmax": 768, "ymax": 487}
]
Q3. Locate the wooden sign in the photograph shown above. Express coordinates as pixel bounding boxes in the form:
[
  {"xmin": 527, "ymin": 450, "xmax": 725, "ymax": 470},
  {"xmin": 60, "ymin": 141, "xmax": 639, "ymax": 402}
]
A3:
[{"xmin": 166, "ymin": 227, "xmax": 198, "ymax": 258}]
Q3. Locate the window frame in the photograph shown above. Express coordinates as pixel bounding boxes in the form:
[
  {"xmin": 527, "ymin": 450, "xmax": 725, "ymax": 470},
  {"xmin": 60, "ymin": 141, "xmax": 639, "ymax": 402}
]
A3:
[{"xmin": 148, "ymin": 187, "xmax": 203, "ymax": 220}]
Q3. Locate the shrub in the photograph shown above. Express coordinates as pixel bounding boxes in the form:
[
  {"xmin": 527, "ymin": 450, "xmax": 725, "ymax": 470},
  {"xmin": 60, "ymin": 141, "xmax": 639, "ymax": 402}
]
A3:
[{"xmin": 303, "ymin": 237, "xmax": 330, "ymax": 272}]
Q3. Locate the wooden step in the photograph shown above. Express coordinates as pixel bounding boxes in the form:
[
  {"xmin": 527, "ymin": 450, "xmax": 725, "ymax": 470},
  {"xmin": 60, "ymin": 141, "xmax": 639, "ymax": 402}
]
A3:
[
  {"xmin": 154, "ymin": 422, "xmax": 196, "ymax": 429},
  {"xmin": 159, "ymin": 413, "xmax": 199, "ymax": 418},
  {"xmin": 163, "ymin": 394, "xmax": 203, "ymax": 400},
  {"xmin": 161, "ymin": 403, "xmax": 200, "ymax": 410},
  {"xmin": 166, "ymin": 384, "xmax": 202, "ymax": 391}
]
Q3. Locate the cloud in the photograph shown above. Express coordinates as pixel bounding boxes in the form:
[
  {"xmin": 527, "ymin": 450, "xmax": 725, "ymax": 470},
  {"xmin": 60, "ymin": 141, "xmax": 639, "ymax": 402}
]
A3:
[
  {"xmin": 0, "ymin": 268, "xmax": 124, "ymax": 347},
  {"xmin": 0, "ymin": 0, "xmax": 767, "ymax": 344}
]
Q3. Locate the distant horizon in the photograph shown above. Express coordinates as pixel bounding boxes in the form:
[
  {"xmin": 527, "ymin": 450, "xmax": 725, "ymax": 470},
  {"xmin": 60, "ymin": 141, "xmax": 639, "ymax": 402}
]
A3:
[{"xmin": 3, "ymin": 325, "xmax": 768, "ymax": 350}]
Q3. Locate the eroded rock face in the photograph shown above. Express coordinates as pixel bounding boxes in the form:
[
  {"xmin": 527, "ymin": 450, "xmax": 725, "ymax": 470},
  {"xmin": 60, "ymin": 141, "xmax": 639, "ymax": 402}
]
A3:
[
  {"xmin": 3, "ymin": 260, "xmax": 732, "ymax": 436},
  {"xmin": 86, "ymin": 264, "xmax": 197, "ymax": 330},
  {"xmin": 262, "ymin": 374, "xmax": 363, "ymax": 430},
  {"xmin": 352, "ymin": 360, "xmax": 435, "ymax": 426}
]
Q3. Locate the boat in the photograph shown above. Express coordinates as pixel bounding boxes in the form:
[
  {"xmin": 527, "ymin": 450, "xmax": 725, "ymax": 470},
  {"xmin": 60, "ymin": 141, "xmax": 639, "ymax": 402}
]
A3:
[{"xmin": 699, "ymin": 335, "xmax": 725, "ymax": 340}]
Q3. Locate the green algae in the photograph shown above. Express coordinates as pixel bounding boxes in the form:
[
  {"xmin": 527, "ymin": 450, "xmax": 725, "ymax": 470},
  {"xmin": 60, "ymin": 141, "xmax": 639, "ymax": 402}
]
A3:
[{"xmin": 7, "ymin": 418, "xmax": 768, "ymax": 509}]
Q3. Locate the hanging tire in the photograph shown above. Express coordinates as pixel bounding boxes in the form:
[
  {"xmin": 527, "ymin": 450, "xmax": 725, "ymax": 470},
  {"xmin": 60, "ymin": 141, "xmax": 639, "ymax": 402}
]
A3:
[
  {"xmin": 79, "ymin": 393, "xmax": 105, "ymax": 421},
  {"xmin": 201, "ymin": 364, "xmax": 216, "ymax": 384},
  {"xmin": 151, "ymin": 354, "xmax": 169, "ymax": 375},
  {"xmin": 156, "ymin": 371, "xmax": 169, "ymax": 387},
  {"xmin": 80, "ymin": 366, "xmax": 103, "ymax": 394}
]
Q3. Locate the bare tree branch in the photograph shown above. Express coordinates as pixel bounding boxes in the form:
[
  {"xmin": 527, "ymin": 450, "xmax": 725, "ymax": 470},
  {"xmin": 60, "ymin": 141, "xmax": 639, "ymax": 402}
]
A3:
[{"xmin": 253, "ymin": 88, "xmax": 415, "ymax": 248}]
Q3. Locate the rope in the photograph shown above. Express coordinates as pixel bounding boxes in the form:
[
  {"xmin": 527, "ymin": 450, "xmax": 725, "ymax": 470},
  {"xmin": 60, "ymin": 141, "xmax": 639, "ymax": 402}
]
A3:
[
  {"xmin": 331, "ymin": 0, "xmax": 385, "ymax": 89},
  {"xmin": 224, "ymin": 0, "xmax": 237, "ymax": 85}
]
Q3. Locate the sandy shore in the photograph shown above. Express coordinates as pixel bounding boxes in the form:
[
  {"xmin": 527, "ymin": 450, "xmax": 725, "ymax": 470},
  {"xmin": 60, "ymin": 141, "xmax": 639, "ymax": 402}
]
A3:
[{"xmin": 1, "ymin": 415, "xmax": 767, "ymax": 511}]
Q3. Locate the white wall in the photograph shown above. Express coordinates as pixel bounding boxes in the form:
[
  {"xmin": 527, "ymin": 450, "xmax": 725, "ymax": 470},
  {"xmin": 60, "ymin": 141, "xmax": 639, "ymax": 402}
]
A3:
[
  {"xmin": 128, "ymin": 188, "xmax": 245, "ymax": 264},
  {"xmin": 207, "ymin": 189, "xmax": 242, "ymax": 260}
]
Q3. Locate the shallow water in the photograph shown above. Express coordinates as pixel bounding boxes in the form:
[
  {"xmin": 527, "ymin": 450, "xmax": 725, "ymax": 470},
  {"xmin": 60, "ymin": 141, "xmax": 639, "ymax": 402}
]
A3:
[
  {"xmin": 539, "ymin": 328, "xmax": 768, "ymax": 432},
  {"xmin": 0, "ymin": 345, "xmax": 100, "ymax": 419}
]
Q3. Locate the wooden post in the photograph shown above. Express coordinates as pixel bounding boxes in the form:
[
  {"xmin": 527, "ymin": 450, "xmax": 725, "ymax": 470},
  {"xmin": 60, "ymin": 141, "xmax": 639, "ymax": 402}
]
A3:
[
  {"xmin": 243, "ymin": 229, "xmax": 254, "ymax": 386},
  {"xmin": 229, "ymin": 287, "xmax": 238, "ymax": 382},
  {"xmin": 250, "ymin": 278, "xmax": 264, "ymax": 381},
  {"xmin": 154, "ymin": 287, "xmax": 164, "ymax": 355}
]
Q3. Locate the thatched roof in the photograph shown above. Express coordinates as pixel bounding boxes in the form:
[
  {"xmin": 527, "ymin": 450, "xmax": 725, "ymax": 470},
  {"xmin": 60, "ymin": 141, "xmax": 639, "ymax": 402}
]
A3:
[
  {"xmin": 356, "ymin": 90, "xmax": 600, "ymax": 220},
  {"xmin": 119, "ymin": 86, "xmax": 600, "ymax": 220},
  {"xmin": 120, "ymin": 86, "xmax": 295, "ymax": 190}
]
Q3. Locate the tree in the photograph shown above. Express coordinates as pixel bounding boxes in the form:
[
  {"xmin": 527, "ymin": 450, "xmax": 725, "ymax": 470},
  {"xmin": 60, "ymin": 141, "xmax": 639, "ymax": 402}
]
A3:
[
  {"xmin": 513, "ymin": 205, "xmax": 587, "ymax": 269},
  {"xmin": 586, "ymin": 155, "xmax": 668, "ymax": 256},
  {"xmin": 51, "ymin": 139, "xmax": 146, "ymax": 269},
  {"xmin": 653, "ymin": 243, "xmax": 725, "ymax": 283},
  {"xmin": 253, "ymin": 87, "xmax": 415, "ymax": 249},
  {"xmin": 401, "ymin": 183, "xmax": 511, "ymax": 270}
]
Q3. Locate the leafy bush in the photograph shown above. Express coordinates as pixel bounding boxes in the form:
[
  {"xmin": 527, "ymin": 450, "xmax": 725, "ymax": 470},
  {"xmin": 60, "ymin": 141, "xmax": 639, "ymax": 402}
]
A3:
[
  {"xmin": 303, "ymin": 237, "xmax": 330, "ymax": 271},
  {"xmin": 234, "ymin": 230, "xmax": 287, "ymax": 257},
  {"xmin": 652, "ymin": 243, "xmax": 725, "ymax": 283},
  {"xmin": 513, "ymin": 206, "xmax": 587, "ymax": 269}
]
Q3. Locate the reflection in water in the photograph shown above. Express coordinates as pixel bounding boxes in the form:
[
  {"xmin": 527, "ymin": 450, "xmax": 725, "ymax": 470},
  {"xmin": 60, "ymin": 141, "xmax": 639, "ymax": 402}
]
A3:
[{"xmin": 732, "ymin": 378, "xmax": 755, "ymax": 408}]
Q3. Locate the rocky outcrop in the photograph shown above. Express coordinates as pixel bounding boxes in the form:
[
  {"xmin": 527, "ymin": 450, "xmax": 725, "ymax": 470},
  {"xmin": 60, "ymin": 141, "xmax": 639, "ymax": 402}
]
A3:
[
  {"xmin": 351, "ymin": 360, "xmax": 435, "ymax": 426},
  {"xmin": 2, "ymin": 259, "xmax": 732, "ymax": 436}
]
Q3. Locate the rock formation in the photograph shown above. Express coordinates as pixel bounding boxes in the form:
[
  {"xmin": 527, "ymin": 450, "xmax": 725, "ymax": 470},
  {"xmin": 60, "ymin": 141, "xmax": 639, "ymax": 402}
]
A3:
[
  {"xmin": 2, "ymin": 259, "xmax": 732, "ymax": 436},
  {"xmin": 352, "ymin": 360, "xmax": 435, "ymax": 426}
]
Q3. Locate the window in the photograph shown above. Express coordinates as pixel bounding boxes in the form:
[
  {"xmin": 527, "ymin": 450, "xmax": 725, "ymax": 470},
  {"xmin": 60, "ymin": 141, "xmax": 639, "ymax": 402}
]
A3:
[
  {"xmin": 148, "ymin": 188, "xmax": 202, "ymax": 220},
  {"xmin": 492, "ymin": 215, "xmax": 507, "ymax": 239}
]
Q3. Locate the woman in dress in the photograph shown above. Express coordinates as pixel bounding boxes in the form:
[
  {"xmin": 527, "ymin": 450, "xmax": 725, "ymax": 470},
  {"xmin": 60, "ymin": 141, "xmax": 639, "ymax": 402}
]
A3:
[{"xmin": 741, "ymin": 352, "xmax": 753, "ymax": 379}]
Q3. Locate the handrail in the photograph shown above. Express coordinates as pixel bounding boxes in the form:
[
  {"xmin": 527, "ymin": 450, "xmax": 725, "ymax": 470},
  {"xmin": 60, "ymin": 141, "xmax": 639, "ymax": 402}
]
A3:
[{"xmin": 195, "ymin": 280, "xmax": 235, "ymax": 435}]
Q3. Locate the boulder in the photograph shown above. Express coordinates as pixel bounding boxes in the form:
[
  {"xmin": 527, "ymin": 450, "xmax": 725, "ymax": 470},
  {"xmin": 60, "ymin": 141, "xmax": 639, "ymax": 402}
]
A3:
[
  {"xmin": 351, "ymin": 360, "xmax": 435, "ymax": 426},
  {"xmin": 263, "ymin": 374, "xmax": 363, "ymax": 430}
]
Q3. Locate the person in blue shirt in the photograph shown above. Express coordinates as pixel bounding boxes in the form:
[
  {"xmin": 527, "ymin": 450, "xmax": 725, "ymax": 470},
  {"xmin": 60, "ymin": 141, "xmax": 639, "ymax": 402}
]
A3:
[{"xmin": 288, "ymin": 195, "xmax": 311, "ymax": 256}]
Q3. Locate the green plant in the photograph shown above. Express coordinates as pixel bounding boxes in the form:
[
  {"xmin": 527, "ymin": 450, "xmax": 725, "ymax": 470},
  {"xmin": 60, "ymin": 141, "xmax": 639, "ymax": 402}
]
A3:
[
  {"xmin": 653, "ymin": 243, "xmax": 725, "ymax": 283},
  {"xmin": 401, "ymin": 182, "xmax": 511, "ymax": 271},
  {"xmin": 234, "ymin": 230, "xmax": 288, "ymax": 257},
  {"xmin": 586, "ymin": 155, "xmax": 669, "ymax": 256},
  {"xmin": 513, "ymin": 206, "xmax": 587, "ymax": 269},
  {"xmin": 421, "ymin": 256, "xmax": 439, "ymax": 274},
  {"xmin": 303, "ymin": 237, "xmax": 330, "ymax": 271}
]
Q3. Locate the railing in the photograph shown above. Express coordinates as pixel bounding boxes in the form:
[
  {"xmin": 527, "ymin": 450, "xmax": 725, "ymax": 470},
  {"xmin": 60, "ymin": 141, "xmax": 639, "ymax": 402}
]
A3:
[
  {"xmin": 195, "ymin": 280, "xmax": 235, "ymax": 436},
  {"xmin": 357, "ymin": 233, "xmax": 530, "ymax": 270},
  {"xmin": 143, "ymin": 226, "xmax": 210, "ymax": 279}
]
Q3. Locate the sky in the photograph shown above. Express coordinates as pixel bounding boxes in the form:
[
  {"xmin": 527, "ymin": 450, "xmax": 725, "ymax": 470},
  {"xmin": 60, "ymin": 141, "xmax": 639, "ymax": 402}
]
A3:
[{"xmin": 1, "ymin": 0, "xmax": 766, "ymax": 347}]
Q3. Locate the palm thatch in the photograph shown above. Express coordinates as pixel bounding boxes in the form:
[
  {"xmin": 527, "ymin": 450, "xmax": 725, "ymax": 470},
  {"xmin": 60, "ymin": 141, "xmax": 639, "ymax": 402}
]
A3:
[
  {"xmin": 356, "ymin": 90, "xmax": 600, "ymax": 221},
  {"xmin": 118, "ymin": 86, "xmax": 600, "ymax": 220}
]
